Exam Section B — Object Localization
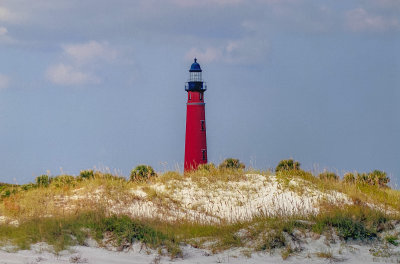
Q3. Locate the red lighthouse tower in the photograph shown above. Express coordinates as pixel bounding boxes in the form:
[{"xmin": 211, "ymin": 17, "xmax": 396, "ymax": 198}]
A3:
[{"xmin": 184, "ymin": 58, "xmax": 207, "ymax": 171}]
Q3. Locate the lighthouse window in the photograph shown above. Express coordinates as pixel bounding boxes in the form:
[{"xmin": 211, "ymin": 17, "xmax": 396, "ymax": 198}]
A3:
[
  {"xmin": 199, "ymin": 93, "xmax": 203, "ymax": 100},
  {"xmin": 189, "ymin": 93, "xmax": 192, "ymax": 100},
  {"xmin": 190, "ymin": 72, "xmax": 202, "ymax": 82},
  {"xmin": 202, "ymin": 149, "xmax": 206, "ymax": 161},
  {"xmin": 201, "ymin": 120, "xmax": 205, "ymax": 131}
]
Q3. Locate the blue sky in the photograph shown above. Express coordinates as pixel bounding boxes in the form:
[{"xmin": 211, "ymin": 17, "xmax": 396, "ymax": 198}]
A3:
[{"xmin": 0, "ymin": 0, "xmax": 399, "ymax": 184}]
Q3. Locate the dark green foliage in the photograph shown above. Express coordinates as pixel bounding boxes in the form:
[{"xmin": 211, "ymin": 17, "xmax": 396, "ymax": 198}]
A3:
[
  {"xmin": 197, "ymin": 163, "xmax": 216, "ymax": 171},
  {"xmin": 52, "ymin": 175, "xmax": 76, "ymax": 188},
  {"xmin": 354, "ymin": 170, "xmax": 390, "ymax": 187},
  {"xmin": 312, "ymin": 206, "xmax": 384, "ymax": 240},
  {"xmin": 0, "ymin": 212, "xmax": 180, "ymax": 255},
  {"xmin": 385, "ymin": 235, "xmax": 399, "ymax": 246},
  {"xmin": 218, "ymin": 158, "xmax": 245, "ymax": 170},
  {"xmin": 367, "ymin": 170, "xmax": 390, "ymax": 187},
  {"xmin": 343, "ymin": 173, "xmax": 355, "ymax": 184},
  {"xmin": 258, "ymin": 231, "xmax": 286, "ymax": 251},
  {"xmin": 1, "ymin": 189, "xmax": 12, "ymax": 198},
  {"xmin": 275, "ymin": 159, "xmax": 300, "ymax": 172},
  {"xmin": 130, "ymin": 165, "xmax": 157, "ymax": 181},
  {"xmin": 104, "ymin": 215, "xmax": 167, "ymax": 246},
  {"xmin": 79, "ymin": 170, "xmax": 94, "ymax": 179},
  {"xmin": 318, "ymin": 171, "xmax": 339, "ymax": 181},
  {"xmin": 356, "ymin": 172, "xmax": 369, "ymax": 184},
  {"xmin": 21, "ymin": 183, "xmax": 36, "ymax": 191},
  {"xmin": 35, "ymin": 175, "xmax": 51, "ymax": 187}
]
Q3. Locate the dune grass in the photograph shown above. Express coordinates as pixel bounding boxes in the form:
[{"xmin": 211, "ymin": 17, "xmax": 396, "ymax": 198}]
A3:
[
  {"xmin": 0, "ymin": 210, "xmax": 181, "ymax": 257},
  {"xmin": 0, "ymin": 167, "xmax": 399, "ymax": 256}
]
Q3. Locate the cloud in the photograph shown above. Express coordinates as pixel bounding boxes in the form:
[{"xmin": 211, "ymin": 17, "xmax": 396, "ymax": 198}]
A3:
[
  {"xmin": 46, "ymin": 63, "xmax": 100, "ymax": 86},
  {"xmin": 346, "ymin": 8, "xmax": 400, "ymax": 32},
  {"xmin": 0, "ymin": 6, "xmax": 23, "ymax": 23},
  {"xmin": 0, "ymin": 74, "xmax": 10, "ymax": 89},
  {"xmin": 0, "ymin": 6, "xmax": 14, "ymax": 21},
  {"xmin": 185, "ymin": 37, "xmax": 268, "ymax": 65},
  {"xmin": 0, "ymin": 25, "xmax": 15, "ymax": 44},
  {"xmin": 185, "ymin": 47, "xmax": 222, "ymax": 64},
  {"xmin": 0, "ymin": 26, "xmax": 7, "ymax": 35},
  {"xmin": 46, "ymin": 41, "xmax": 118, "ymax": 86},
  {"xmin": 63, "ymin": 41, "xmax": 117, "ymax": 65}
]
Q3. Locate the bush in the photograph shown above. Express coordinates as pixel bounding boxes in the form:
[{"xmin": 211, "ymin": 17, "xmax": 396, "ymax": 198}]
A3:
[
  {"xmin": 343, "ymin": 173, "xmax": 355, "ymax": 184},
  {"xmin": 385, "ymin": 235, "xmax": 399, "ymax": 246},
  {"xmin": 130, "ymin": 165, "xmax": 157, "ymax": 181},
  {"xmin": 79, "ymin": 170, "xmax": 94, "ymax": 179},
  {"xmin": 368, "ymin": 170, "xmax": 390, "ymax": 187},
  {"xmin": 52, "ymin": 175, "xmax": 76, "ymax": 188},
  {"xmin": 355, "ymin": 170, "xmax": 390, "ymax": 187},
  {"xmin": 275, "ymin": 159, "xmax": 300, "ymax": 172},
  {"xmin": 356, "ymin": 172, "xmax": 369, "ymax": 184},
  {"xmin": 21, "ymin": 183, "xmax": 36, "ymax": 191},
  {"xmin": 218, "ymin": 158, "xmax": 245, "ymax": 170},
  {"xmin": 197, "ymin": 163, "xmax": 216, "ymax": 171},
  {"xmin": 318, "ymin": 171, "xmax": 339, "ymax": 181},
  {"xmin": 36, "ymin": 175, "xmax": 51, "ymax": 187}
]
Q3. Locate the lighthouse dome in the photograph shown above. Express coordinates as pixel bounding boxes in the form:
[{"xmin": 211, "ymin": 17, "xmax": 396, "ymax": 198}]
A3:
[{"xmin": 189, "ymin": 58, "xmax": 202, "ymax": 72}]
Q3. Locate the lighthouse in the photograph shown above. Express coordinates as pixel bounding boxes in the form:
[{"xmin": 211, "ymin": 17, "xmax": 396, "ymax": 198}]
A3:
[{"xmin": 184, "ymin": 58, "xmax": 207, "ymax": 171}]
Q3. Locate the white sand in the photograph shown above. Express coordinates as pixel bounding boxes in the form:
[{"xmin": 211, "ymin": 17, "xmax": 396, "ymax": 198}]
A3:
[
  {"xmin": 1, "ymin": 174, "xmax": 399, "ymax": 263},
  {"xmin": 111, "ymin": 174, "xmax": 356, "ymax": 223},
  {"xmin": 1, "ymin": 239, "xmax": 400, "ymax": 264}
]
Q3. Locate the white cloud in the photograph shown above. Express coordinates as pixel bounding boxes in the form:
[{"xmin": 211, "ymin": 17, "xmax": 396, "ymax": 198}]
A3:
[
  {"xmin": 46, "ymin": 63, "xmax": 99, "ymax": 86},
  {"xmin": 0, "ymin": 6, "xmax": 22, "ymax": 23},
  {"xmin": 63, "ymin": 41, "xmax": 117, "ymax": 65},
  {"xmin": 0, "ymin": 26, "xmax": 7, "ymax": 36},
  {"xmin": 185, "ymin": 47, "xmax": 222, "ymax": 64},
  {"xmin": 0, "ymin": 25, "xmax": 16, "ymax": 44},
  {"xmin": 46, "ymin": 41, "xmax": 118, "ymax": 86},
  {"xmin": 346, "ymin": 8, "xmax": 400, "ymax": 32},
  {"xmin": 0, "ymin": 74, "xmax": 10, "ymax": 89},
  {"xmin": 185, "ymin": 37, "xmax": 268, "ymax": 65}
]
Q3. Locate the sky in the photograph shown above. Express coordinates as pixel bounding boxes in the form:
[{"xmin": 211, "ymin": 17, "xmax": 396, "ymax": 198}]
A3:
[{"xmin": 0, "ymin": 0, "xmax": 399, "ymax": 185}]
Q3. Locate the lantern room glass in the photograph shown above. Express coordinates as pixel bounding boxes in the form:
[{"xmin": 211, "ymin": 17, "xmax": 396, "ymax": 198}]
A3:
[{"xmin": 190, "ymin": 72, "xmax": 202, "ymax": 82}]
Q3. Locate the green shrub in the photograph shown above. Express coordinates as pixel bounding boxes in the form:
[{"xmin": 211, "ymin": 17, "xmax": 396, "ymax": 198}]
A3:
[
  {"xmin": 356, "ymin": 172, "xmax": 369, "ymax": 184},
  {"xmin": 312, "ymin": 206, "xmax": 381, "ymax": 240},
  {"xmin": 79, "ymin": 170, "xmax": 94, "ymax": 179},
  {"xmin": 257, "ymin": 231, "xmax": 286, "ymax": 251},
  {"xmin": 35, "ymin": 175, "xmax": 51, "ymax": 187},
  {"xmin": 318, "ymin": 171, "xmax": 339, "ymax": 181},
  {"xmin": 355, "ymin": 170, "xmax": 390, "ymax": 188},
  {"xmin": 52, "ymin": 175, "xmax": 76, "ymax": 188},
  {"xmin": 197, "ymin": 163, "xmax": 216, "ymax": 171},
  {"xmin": 343, "ymin": 173, "xmax": 355, "ymax": 184},
  {"xmin": 218, "ymin": 158, "xmax": 245, "ymax": 170},
  {"xmin": 368, "ymin": 170, "xmax": 390, "ymax": 187},
  {"xmin": 130, "ymin": 165, "xmax": 157, "ymax": 181},
  {"xmin": 385, "ymin": 235, "xmax": 399, "ymax": 246},
  {"xmin": 104, "ymin": 215, "xmax": 166, "ymax": 245},
  {"xmin": 1, "ymin": 189, "xmax": 12, "ymax": 198},
  {"xmin": 275, "ymin": 159, "xmax": 300, "ymax": 172}
]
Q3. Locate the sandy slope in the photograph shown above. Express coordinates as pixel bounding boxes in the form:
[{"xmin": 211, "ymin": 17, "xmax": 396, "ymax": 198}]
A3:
[
  {"xmin": 1, "ymin": 240, "xmax": 399, "ymax": 264},
  {"xmin": 70, "ymin": 174, "xmax": 354, "ymax": 224},
  {"xmin": 1, "ymin": 174, "xmax": 399, "ymax": 263}
]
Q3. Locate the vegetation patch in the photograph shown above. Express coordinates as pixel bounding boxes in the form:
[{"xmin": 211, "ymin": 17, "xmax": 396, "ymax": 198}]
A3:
[{"xmin": 0, "ymin": 211, "xmax": 180, "ymax": 257}]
